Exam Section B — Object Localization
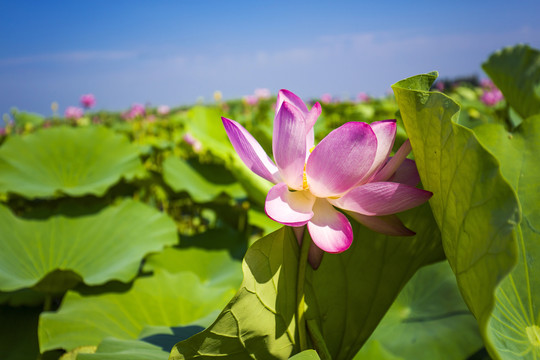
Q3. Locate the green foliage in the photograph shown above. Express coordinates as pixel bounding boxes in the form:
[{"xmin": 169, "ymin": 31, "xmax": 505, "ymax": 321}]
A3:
[
  {"xmin": 171, "ymin": 201, "xmax": 443, "ymax": 360},
  {"xmin": 473, "ymin": 116, "xmax": 540, "ymax": 359},
  {"xmin": 0, "ymin": 44, "xmax": 538, "ymax": 360},
  {"xmin": 0, "ymin": 126, "xmax": 145, "ymax": 198},
  {"xmin": 0, "ymin": 200, "xmax": 177, "ymax": 293},
  {"xmin": 354, "ymin": 261, "xmax": 483, "ymax": 360},
  {"xmin": 162, "ymin": 157, "xmax": 246, "ymax": 202},
  {"xmin": 77, "ymin": 338, "xmax": 168, "ymax": 360},
  {"xmin": 482, "ymin": 45, "xmax": 540, "ymax": 121},
  {"xmin": 39, "ymin": 270, "xmax": 235, "ymax": 352},
  {"xmin": 392, "ymin": 72, "xmax": 526, "ymax": 360}
]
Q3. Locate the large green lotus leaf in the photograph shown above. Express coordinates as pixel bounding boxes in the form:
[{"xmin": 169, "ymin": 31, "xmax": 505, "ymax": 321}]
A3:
[
  {"xmin": 392, "ymin": 73, "xmax": 520, "ymax": 359},
  {"xmin": 76, "ymin": 338, "xmax": 168, "ymax": 360},
  {"xmin": 143, "ymin": 246, "xmax": 243, "ymax": 289},
  {"xmin": 170, "ymin": 201, "xmax": 443, "ymax": 360},
  {"xmin": 162, "ymin": 156, "xmax": 246, "ymax": 202},
  {"xmin": 184, "ymin": 105, "xmax": 233, "ymax": 156},
  {"xmin": 0, "ymin": 126, "xmax": 146, "ymax": 198},
  {"xmin": 0, "ymin": 305, "xmax": 41, "ymax": 360},
  {"xmin": 482, "ymin": 45, "xmax": 540, "ymax": 120},
  {"xmin": 471, "ymin": 117, "xmax": 540, "ymax": 359},
  {"xmin": 12, "ymin": 109, "xmax": 45, "ymax": 127},
  {"xmin": 0, "ymin": 200, "xmax": 177, "ymax": 293},
  {"xmin": 354, "ymin": 261, "xmax": 483, "ymax": 360},
  {"xmin": 39, "ymin": 270, "xmax": 235, "ymax": 352}
]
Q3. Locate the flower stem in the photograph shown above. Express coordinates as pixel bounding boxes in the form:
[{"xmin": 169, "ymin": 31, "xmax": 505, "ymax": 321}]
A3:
[{"xmin": 296, "ymin": 231, "xmax": 311, "ymax": 351}]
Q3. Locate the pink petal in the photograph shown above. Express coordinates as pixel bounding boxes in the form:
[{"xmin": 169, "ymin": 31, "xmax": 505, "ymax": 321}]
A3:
[
  {"xmin": 347, "ymin": 211, "xmax": 415, "ymax": 236},
  {"xmin": 388, "ymin": 158, "xmax": 420, "ymax": 186},
  {"xmin": 272, "ymin": 102, "xmax": 307, "ymax": 189},
  {"xmin": 372, "ymin": 139, "xmax": 412, "ymax": 182},
  {"xmin": 331, "ymin": 182, "xmax": 433, "ymax": 216},
  {"xmin": 222, "ymin": 117, "xmax": 280, "ymax": 184},
  {"xmin": 307, "ymin": 199, "xmax": 353, "ymax": 253},
  {"xmin": 360, "ymin": 120, "xmax": 397, "ymax": 182},
  {"xmin": 276, "ymin": 89, "xmax": 309, "ymax": 114},
  {"xmin": 265, "ymin": 183, "xmax": 315, "ymax": 226},
  {"xmin": 306, "ymin": 122, "xmax": 377, "ymax": 197}
]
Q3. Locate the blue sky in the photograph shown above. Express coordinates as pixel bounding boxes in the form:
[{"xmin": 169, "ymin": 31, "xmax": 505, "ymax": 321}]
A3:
[{"xmin": 1, "ymin": 1, "xmax": 540, "ymax": 117}]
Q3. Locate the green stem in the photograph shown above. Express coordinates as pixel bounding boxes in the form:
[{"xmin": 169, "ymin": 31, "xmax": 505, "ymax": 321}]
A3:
[
  {"xmin": 307, "ymin": 319, "xmax": 332, "ymax": 360},
  {"xmin": 296, "ymin": 231, "xmax": 311, "ymax": 351}
]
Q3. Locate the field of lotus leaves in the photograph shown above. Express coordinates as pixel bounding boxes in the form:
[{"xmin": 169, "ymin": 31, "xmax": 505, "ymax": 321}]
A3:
[{"xmin": 1, "ymin": 44, "xmax": 539, "ymax": 360}]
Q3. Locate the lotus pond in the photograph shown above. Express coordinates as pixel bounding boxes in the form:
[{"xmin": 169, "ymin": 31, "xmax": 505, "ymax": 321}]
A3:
[{"xmin": 1, "ymin": 44, "xmax": 540, "ymax": 360}]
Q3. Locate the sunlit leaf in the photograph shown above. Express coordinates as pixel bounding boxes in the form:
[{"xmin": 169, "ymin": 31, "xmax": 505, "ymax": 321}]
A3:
[
  {"xmin": 39, "ymin": 270, "xmax": 234, "ymax": 352},
  {"xmin": 0, "ymin": 200, "xmax": 177, "ymax": 293},
  {"xmin": 77, "ymin": 338, "xmax": 167, "ymax": 360},
  {"xmin": 143, "ymin": 246, "xmax": 243, "ymax": 289},
  {"xmin": 392, "ymin": 73, "xmax": 520, "ymax": 360},
  {"xmin": 473, "ymin": 116, "xmax": 540, "ymax": 359},
  {"xmin": 0, "ymin": 126, "xmax": 145, "ymax": 198},
  {"xmin": 162, "ymin": 157, "xmax": 246, "ymax": 202}
]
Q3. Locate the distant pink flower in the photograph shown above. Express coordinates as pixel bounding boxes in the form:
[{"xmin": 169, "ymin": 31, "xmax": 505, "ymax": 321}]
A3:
[
  {"xmin": 320, "ymin": 93, "xmax": 333, "ymax": 104},
  {"xmin": 254, "ymin": 88, "xmax": 272, "ymax": 99},
  {"xmin": 65, "ymin": 106, "xmax": 84, "ymax": 120},
  {"xmin": 80, "ymin": 94, "xmax": 96, "ymax": 109},
  {"xmin": 183, "ymin": 133, "xmax": 202, "ymax": 152},
  {"xmin": 222, "ymin": 90, "xmax": 432, "ymax": 265},
  {"xmin": 435, "ymin": 82, "xmax": 445, "ymax": 92},
  {"xmin": 243, "ymin": 95, "xmax": 258, "ymax": 106},
  {"xmin": 481, "ymin": 89, "xmax": 504, "ymax": 106},
  {"xmin": 157, "ymin": 105, "xmax": 170, "ymax": 115},
  {"xmin": 0, "ymin": 127, "xmax": 5, "ymax": 136},
  {"xmin": 124, "ymin": 103, "xmax": 146, "ymax": 119},
  {"xmin": 357, "ymin": 92, "xmax": 370, "ymax": 102}
]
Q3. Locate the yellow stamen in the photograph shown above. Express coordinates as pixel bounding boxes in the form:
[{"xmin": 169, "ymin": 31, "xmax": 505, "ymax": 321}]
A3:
[{"xmin": 302, "ymin": 164, "xmax": 309, "ymax": 190}]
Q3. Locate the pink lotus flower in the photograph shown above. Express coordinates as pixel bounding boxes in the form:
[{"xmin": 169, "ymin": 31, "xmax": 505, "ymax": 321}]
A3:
[
  {"xmin": 480, "ymin": 89, "xmax": 503, "ymax": 106},
  {"xmin": 243, "ymin": 94, "xmax": 258, "ymax": 106},
  {"xmin": 320, "ymin": 93, "xmax": 333, "ymax": 104},
  {"xmin": 65, "ymin": 106, "xmax": 84, "ymax": 120},
  {"xmin": 357, "ymin": 92, "xmax": 370, "ymax": 102},
  {"xmin": 183, "ymin": 133, "xmax": 202, "ymax": 152},
  {"xmin": 123, "ymin": 103, "xmax": 146, "ymax": 120},
  {"xmin": 80, "ymin": 94, "xmax": 96, "ymax": 109},
  {"xmin": 222, "ymin": 90, "xmax": 432, "ymax": 261}
]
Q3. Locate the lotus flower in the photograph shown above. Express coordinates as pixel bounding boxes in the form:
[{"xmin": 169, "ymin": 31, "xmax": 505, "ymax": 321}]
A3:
[
  {"xmin": 64, "ymin": 106, "xmax": 84, "ymax": 120},
  {"xmin": 480, "ymin": 88, "xmax": 503, "ymax": 106},
  {"xmin": 80, "ymin": 94, "xmax": 96, "ymax": 109},
  {"xmin": 222, "ymin": 89, "xmax": 432, "ymax": 264}
]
